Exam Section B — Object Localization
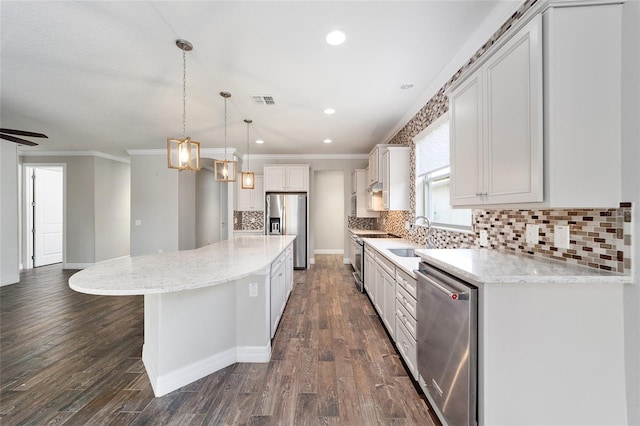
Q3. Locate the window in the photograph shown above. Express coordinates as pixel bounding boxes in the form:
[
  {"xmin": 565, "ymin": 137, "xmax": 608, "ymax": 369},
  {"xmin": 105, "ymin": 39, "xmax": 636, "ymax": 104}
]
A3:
[{"xmin": 414, "ymin": 115, "xmax": 471, "ymax": 230}]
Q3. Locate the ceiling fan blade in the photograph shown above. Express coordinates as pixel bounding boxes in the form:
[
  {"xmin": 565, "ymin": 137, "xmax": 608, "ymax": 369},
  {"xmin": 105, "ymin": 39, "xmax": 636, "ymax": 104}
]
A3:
[
  {"xmin": 0, "ymin": 133, "xmax": 39, "ymax": 146},
  {"xmin": 0, "ymin": 128, "xmax": 48, "ymax": 138}
]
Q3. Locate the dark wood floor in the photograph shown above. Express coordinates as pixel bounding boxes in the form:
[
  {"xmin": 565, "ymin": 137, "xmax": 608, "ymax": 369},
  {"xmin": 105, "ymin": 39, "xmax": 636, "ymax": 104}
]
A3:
[{"xmin": 1, "ymin": 255, "xmax": 436, "ymax": 425}]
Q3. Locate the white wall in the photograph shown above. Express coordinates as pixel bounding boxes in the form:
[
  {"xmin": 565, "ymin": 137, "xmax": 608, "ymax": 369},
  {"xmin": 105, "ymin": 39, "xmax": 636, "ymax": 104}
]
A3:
[
  {"xmin": 195, "ymin": 163, "xmax": 222, "ymax": 248},
  {"xmin": 1, "ymin": 142, "xmax": 19, "ymax": 285},
  {"xmin": 94, "ymin": 156, "xmax": 130, "ymax": 262},
  {"xmin": 178, "ymin": 171, "xmax": 196, "ymax": 251},
  {"xmin": 313, "ymin": 170, "xmax": 344, "ymax": 254},
  {"xmin": 130, "ymin": 154, "xmax": 179, "ymax": 256},
  {"xmin": 621, "ymin": 0, "xmax": 640, "ymax": 423}
]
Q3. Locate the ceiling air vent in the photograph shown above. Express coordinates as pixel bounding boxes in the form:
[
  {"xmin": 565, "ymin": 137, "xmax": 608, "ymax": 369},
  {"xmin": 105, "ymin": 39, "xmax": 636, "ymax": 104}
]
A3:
[{"xmin": 250, "ymin": 95, "xmax": 276, "ymax": 106}]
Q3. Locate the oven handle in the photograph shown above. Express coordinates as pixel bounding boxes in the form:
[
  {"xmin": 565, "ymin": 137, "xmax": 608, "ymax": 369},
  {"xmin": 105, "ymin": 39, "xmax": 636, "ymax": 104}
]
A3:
[{"xmin": 414, "ymin": 269, "xmax": 469, "ymax": 301}]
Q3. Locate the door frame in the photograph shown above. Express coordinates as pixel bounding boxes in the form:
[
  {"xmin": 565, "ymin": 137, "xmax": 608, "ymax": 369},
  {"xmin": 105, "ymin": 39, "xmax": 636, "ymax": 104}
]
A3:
[{"xmin": 22, "ymin": 163, "xmax": 67, "ymax": 270}]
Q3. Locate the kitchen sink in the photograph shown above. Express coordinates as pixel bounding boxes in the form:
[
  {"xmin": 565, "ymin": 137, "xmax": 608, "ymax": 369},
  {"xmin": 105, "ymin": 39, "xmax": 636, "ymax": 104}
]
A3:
[{"xmin": 388, "ymin": 248, "xmax": 419, "ymax": 258}]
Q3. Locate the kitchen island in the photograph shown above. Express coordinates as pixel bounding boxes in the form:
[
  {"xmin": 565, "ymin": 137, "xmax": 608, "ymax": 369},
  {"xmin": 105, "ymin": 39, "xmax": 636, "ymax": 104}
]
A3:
[
  {"xmin": 416, "ymin": 248, "xmax": 631, "ymax": 426},
  {"xmin": 70, "ymin": 235, "xmax": 295, "ymax": 397}
]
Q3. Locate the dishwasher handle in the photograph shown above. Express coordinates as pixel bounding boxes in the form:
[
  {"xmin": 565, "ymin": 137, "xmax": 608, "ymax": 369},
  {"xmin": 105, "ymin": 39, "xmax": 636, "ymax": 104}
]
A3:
[{"xmin": 415, "ymin": 269, "xmax": 469, "ymax": 301}]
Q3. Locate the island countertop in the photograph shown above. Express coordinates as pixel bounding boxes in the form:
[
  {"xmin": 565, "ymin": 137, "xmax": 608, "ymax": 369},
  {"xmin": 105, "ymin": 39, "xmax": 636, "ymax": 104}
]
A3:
[
  {"xmin": 415, "ymin": 248, "xmax": 631, "ymax": 287},
  {"xmin": 69, "ymin": 235, "xmax": 296, "ymax": 296}
]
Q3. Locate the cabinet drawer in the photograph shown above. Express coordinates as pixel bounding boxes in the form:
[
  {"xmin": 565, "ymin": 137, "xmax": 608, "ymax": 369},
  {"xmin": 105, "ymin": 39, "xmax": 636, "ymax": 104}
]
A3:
[
  {"xmin": 395, "ymin": 268, "xmax": 417, "ymax": 299},
  {"xmin": 395, "ymin": 317, "xmax": 418, "ymax": 381},
  {"xmin": 364, "ymin": 244, "xmax": 375, "ymax": 257},
  {"xmin": 376, "ymin": 252, "xmax": 395, "ymax": 277},
  {"xmin": 396, "ymin": 302, "xmax": 417, "ymax": 340},
  {"xmin": 396, "ymin": 285, "xmax": 417, "ymax": 321},
  {"xmin": 271, "ymin": 252, "xmax": 286, "ymax": 277}
]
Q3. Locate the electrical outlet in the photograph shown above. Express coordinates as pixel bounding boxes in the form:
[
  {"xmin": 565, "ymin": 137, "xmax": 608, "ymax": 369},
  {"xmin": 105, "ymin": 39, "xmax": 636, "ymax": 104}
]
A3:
[
  {"xmin": 135, "ymin": 219, "xmax": 142, "ymax": 226},
  {"xmin": 405, "ymin": 221, "xmax": 414, "ymax": 231},
  {"xmin": 249, "ymin": 282, "xmax": 258, "ymax": 297},
  {"xmin": 526, "ymin": 224, "xmax": 539, "ymax": 244},
  {"xmin": 554, "ymin": 225, "xmax": 570, "ymax": 249},
  {"xmin": 158, "ymin": 249, "xmax": 163, "ymax": 254},
  {"xmin": 479, "ymin": 230, "xmax": 488, "ymax": 247}
]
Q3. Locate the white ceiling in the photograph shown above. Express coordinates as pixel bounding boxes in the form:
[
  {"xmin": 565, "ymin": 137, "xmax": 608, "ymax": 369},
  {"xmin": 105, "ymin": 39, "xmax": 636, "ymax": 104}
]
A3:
[{"xmin": 1, "ymin": 1, "xmax": 517, "ymax": 158}]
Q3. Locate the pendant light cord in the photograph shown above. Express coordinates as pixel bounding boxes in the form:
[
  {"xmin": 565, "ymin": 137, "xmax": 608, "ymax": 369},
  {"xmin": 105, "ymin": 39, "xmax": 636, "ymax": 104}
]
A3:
[
  {"xmin": 182, "ymin": 48, "xmax": 186, "ymax": 140},
  {"xmin": 246, "ymin": 121, "xmax": 250, "ymax": 171},
  {"xmin": 223, "ymin": 96, "xmax": 227, "ymax": 161}
]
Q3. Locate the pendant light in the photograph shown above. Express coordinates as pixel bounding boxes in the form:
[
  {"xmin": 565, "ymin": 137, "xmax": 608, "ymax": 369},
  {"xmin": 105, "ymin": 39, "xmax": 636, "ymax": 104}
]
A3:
[
  {"xmin": 167, "ymin": 39, "xmax": 200, "ymax": 171},
  {"xmin": 214, "ymin": 92, "xmax": 237, "ymax": 182},
  {"xmin": 241, "ymin": 119, "xmax": 255, "ymax": 189}
]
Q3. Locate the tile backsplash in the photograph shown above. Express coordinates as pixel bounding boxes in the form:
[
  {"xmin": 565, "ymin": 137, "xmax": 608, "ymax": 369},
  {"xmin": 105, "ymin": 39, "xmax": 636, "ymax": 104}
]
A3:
[
  {"xmin": 234, "ymin": 211, "xmax": 264, "ymax": 231},
  {"xmin": 368, "ymin": 204, "xmax": 633, "ymax": 274}
]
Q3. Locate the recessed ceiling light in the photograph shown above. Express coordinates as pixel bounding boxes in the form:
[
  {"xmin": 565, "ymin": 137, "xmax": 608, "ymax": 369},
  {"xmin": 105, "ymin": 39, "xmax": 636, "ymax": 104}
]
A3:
[
  {"xmin": 323, "ymin": 139, "xmax": 332, "ymax": 144},
  {"xmin": 255, "ymin": 139, "xmax": 264, "ymax": 144},
  {"xmin": 324, "ymin": 108, "xmax": 336, "ymax": 115},
  {"xmin": 326, "ymin": 30, "xmax": 346, "ymax": 46},
  {"xmin": 400, "ymin": 83, "xmax": 415, "ymax": 91}
]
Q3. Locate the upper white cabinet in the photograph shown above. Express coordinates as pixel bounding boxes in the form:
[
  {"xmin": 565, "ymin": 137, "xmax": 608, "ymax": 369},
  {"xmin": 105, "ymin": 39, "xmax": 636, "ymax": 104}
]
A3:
[
  {"xmin": 352, "ymin": 169, "xmax": 379, "ymax": 218},
  {"xmin": 382, "ymin": 147, "xmax": 411, "ymax": 210},
  {"xmin": 367, "ymin": 144, "xmax": 391, "ymax": 187},
  {"xmin": 264, "ymin": 165, "xmax": 309, "ymax": 192},
  {"xmin": 449, "ymin": 14, "xmax": 543, "ymax": 207},
  {"xmin": 541, "ymin": 1, "xmax": 622, "ymax": 207},
  {"xmin": 236, "ymin": 174, "xmax": 264, "ymax": 211},
  {"xmin": 448, "ymin": 1, "xmax": 623, "ymax": 208}
]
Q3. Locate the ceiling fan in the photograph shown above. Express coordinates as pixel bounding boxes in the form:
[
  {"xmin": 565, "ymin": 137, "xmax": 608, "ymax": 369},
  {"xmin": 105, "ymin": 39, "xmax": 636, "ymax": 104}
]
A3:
[{"xmin": 0, "ymin": 128, "xmax": 48, "ymax": 146}]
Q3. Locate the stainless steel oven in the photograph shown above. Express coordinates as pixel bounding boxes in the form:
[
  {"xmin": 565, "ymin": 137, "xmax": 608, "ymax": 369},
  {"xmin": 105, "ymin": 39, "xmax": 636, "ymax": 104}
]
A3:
[
  {"xmin": 351, "ymin": 235, "xmax": 364, "ymax": 291},
  {"xmin": 415, "ymin": 262, "xmax": 478, "ymax": 426}
]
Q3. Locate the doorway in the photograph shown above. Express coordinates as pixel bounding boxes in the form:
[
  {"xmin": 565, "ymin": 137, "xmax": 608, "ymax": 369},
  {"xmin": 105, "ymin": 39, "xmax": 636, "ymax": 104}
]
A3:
[
  {"xmin": 24, "ymin": 165, "xmax": 64, "ymax": 268},
  {"xmin": 313, "ymin": 170, "xmax": 345, "ymax": 254}
]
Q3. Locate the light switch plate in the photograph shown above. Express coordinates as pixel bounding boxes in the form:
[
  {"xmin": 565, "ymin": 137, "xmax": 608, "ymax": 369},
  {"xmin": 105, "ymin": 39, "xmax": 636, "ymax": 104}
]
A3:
[
  {"xmin": 554, "ymin": 225, "xmax": 570, "ymax": 249},
  {"xmin": 479, "ymin": 230, "xmax": 488, "ymax": 247},
  {"xmin": 526, "ymin": 224, "xmax": 539, "ymax": 244}
]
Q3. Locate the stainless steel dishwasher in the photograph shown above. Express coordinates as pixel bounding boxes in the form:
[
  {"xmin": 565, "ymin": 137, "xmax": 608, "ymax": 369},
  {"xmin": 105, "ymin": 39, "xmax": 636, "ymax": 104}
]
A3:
[{"xmin": 415, "ymin": 262, "xmax": 478, "ymax": 426}]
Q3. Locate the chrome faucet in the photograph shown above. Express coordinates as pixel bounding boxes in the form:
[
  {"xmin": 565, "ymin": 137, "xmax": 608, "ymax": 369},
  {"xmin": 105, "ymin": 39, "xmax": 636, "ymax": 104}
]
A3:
[{"xmin": 413, "ymin": 215, "xmax": 435, "ymax": 249}]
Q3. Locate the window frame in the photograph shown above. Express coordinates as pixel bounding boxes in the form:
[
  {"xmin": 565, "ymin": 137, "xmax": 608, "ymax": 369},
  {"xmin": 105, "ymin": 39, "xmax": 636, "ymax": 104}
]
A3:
[{"xmin": 413, "ymin": 115, "xmax": 471, "ymax": 231}]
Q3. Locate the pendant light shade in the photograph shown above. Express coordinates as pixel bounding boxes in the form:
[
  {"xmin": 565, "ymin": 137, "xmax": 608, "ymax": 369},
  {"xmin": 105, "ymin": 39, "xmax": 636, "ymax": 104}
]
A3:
[
  {"xmin": 214, "ymin": 92, "xmax": 237, "ymax": 182},
  {"xmin": 167, "ymin": 39, "xmax": 201, "ymax": 172},
  {"xmin": 241, "ymin": 119, "xmax": 255, "ymax": 189}
]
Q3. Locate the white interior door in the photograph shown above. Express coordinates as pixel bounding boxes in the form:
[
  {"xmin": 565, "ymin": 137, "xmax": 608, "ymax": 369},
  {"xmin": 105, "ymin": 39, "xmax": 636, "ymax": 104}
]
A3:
[{"xmin": 33, "ymin": 167, "xmax": 63, "ymax": 266}]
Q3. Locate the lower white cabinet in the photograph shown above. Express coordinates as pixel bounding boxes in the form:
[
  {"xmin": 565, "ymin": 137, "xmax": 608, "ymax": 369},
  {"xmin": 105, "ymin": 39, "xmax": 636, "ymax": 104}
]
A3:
[
  {"xmin": 364, "ymin": 247, "xmax": 375, "ymax": 295},
  {"xmin": 286, "ymin": 245, "xmax": 293, "ymax": 297},
  {"xmin": 366, "ymin": 244, "xmax": 419, "ymax": 380},
  {"xmin": 270, "ymin": 248, "xmax": 293, "ymax": 338}
]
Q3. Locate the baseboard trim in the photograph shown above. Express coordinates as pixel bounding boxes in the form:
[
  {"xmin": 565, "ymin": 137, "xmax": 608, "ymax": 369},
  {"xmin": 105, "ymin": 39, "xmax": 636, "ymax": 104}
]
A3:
[
  {"xmin": 313, "ymin": 249, "xmax": 345, "ymax": 255},
  {"xmin": 143, "ymin": 344, "xmax": 271, "ymax": 397}
]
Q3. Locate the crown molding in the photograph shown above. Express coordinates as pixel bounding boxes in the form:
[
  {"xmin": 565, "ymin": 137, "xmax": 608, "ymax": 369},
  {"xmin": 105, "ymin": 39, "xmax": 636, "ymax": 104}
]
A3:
[
  {"xmin": 247, "ymin": 153, "xmax": 368, "ymax": 161},
  {"xmin": 18, "ymin": 150, "xmax": 130, "ymax": 164}
]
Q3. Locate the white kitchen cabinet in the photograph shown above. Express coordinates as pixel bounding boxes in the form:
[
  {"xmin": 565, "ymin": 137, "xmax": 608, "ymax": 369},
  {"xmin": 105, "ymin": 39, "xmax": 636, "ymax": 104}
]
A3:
[
  {"xmin": 364, "ymin": 246, "xmax": 375, "ymax": 296},
  {"xmin": 449, "ymin": 14, "xmax": 543, "ymax": 207},
  {"xmin": 352, "ymin": 169, "xmax": 379, "ymax": 218},
  {"xmin": 381, "ymin": 147, "xmax": 410, "ymax": 211},
  {"xmin": 263, "ymin": 164, "xmax": 309, "ymax": 192},
  {"xmin": 285, "ymin": 245, "xmax": 294, "ymax": 297},
  {"xmin": 375, "ymin": 253, "xmax": 396, "ymax": 341},
  {"xmin": 449, "ymin": 1, "xmax": 623, "ymax": 209},
  {"xmin": 270, "ymin": 251, "xmax": 286, "ymax": 338},
  {"xmin": 236, "ymin": 174, "xmax": 264, "ymax": 211},
  {"xmin": 367, "ymin": 144, "xmax": 391, "ymax": 187}
]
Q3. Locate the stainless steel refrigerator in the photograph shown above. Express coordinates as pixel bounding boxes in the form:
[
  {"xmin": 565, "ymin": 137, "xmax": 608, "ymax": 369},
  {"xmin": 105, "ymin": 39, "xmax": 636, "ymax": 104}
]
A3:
[{"xmin": 266, "ymin": 193, "xmax": 307, "ymax": 269}]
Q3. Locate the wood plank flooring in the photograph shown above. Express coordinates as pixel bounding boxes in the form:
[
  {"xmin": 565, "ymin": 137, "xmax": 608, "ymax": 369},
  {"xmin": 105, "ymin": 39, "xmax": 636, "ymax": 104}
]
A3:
[{"xmin": 1, "ymin": 255, "xmax": 437, "ymax": 425}]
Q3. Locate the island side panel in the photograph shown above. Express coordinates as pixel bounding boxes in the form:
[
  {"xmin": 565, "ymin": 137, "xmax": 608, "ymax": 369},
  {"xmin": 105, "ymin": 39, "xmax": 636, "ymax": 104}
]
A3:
[
  {"xmin": 479, "ymin": 282, "xmax": 626, "ymax": 425},
  {"xmin": 143, "ymin": 274, "xmax": 271, "ymax": 397},
  {"xmin": 235, "ymin": 271, "xmax": 271, "ymax": 361}
]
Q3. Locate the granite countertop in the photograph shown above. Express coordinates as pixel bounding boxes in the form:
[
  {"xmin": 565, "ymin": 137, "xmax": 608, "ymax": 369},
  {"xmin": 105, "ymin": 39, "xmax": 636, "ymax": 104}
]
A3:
[
  {"xmin": 362, "ymin": 238, "xmax": 425, "ymax": 278},
  {"xmin": 415, "ymin": 248, "xmax": 631, "ymax": 287},
  {"xmin": 349, "ymin": 229, "xmax": 390, "ymax": 236},
  {"xmin": 69, "ymin": 235, "xmax": 296, "ymax": 296}
]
